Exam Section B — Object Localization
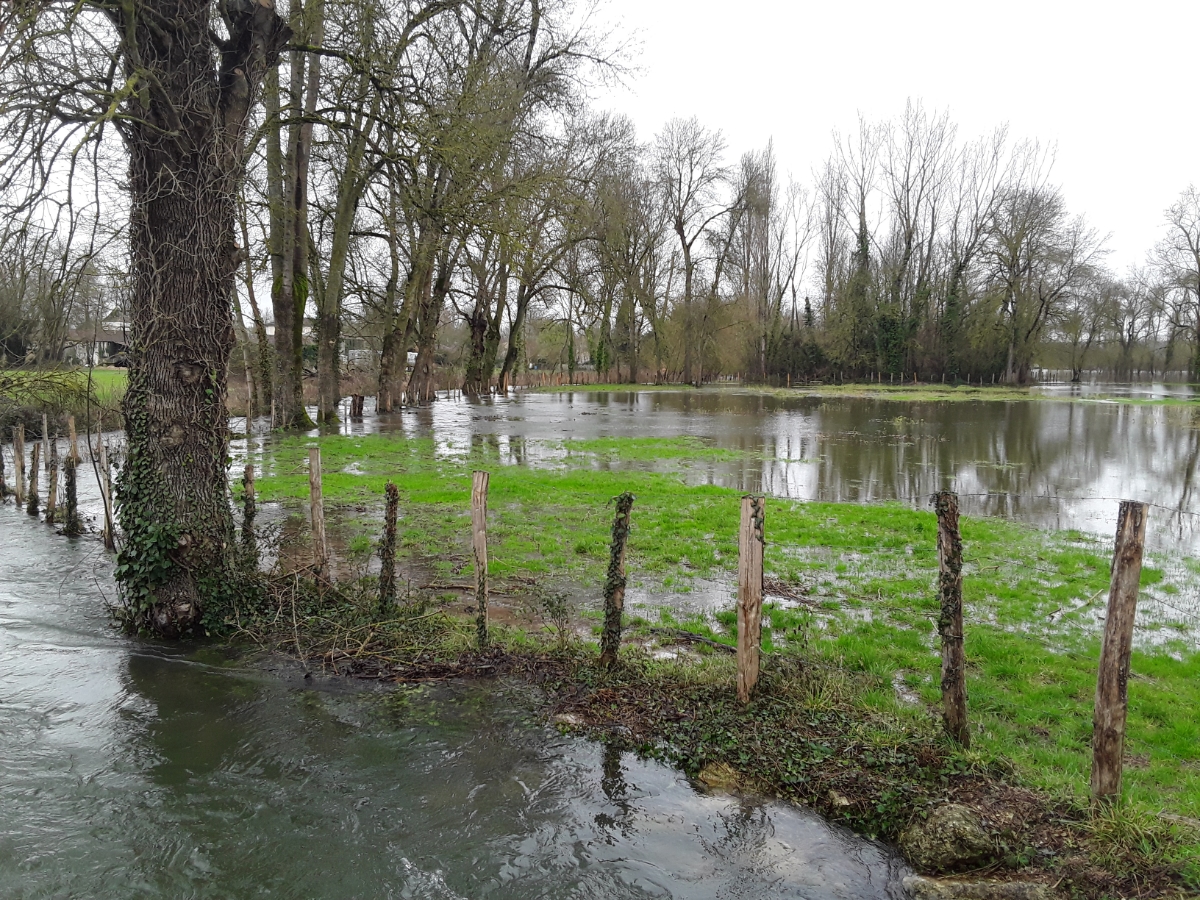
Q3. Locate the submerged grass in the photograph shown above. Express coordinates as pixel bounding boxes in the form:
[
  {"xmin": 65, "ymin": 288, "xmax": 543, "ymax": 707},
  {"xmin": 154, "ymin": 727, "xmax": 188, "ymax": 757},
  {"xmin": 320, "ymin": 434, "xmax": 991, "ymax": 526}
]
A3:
[
  {"xmin": 247, "ymin": 430, "xmax": 1200, "ymax": 893},
  {"xmin": 532, "ymin": 381, "xmax": 1200, "ymax": 406}
]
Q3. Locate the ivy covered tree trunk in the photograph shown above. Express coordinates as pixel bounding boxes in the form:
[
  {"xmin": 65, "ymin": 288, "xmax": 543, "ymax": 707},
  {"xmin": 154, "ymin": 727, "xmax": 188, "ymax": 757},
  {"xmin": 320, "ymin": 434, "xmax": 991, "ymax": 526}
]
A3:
[{"xmin": 115, "ymin": 0, "xmax": 289, "ymax": 637}]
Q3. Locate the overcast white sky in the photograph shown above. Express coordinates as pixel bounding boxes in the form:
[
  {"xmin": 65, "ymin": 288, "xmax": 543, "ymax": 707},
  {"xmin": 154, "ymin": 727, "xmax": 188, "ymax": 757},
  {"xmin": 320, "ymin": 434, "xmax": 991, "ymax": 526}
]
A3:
[{"xmin": 591, "ymin": 0, "xmax": 1198, "ymax": 269}]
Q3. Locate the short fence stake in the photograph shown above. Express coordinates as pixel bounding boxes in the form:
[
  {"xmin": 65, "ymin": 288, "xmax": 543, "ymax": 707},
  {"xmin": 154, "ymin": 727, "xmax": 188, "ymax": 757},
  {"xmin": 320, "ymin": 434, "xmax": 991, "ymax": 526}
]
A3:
[
  {"xmin": 736, "ymin": 495, "xmax": 765, "ymax": 703},
  {"xmin": 934, "ymin": 490, "xmax": 970, "ymax": 747},
  {"xmin": 26, "ymin": 441, "xmax": 40, "ymax": 515},
  {"xmin": 13, "ymin": 424, "xmax": 26, "ymax": 507},
  {"xmin": 241, "ymin": 464, "xmax": 256, "ymax": 559},
  {"xmin": 471, "ymin": 470, "xmax": 490, "ymax": 648},
  {"xmin": 309, "ymin": 447, "xmax": 328, "ymax": 575},
  {"xmin": 379, "ymin": 481, "xmax": 399, "ymax": 611},
  {"xmin": 1090, "ymin": 500, "xmax": 1148, "ymax": 804},
  {"xmin": 600, "ymin": 492, "xmax": 635, "ymax": 668}
]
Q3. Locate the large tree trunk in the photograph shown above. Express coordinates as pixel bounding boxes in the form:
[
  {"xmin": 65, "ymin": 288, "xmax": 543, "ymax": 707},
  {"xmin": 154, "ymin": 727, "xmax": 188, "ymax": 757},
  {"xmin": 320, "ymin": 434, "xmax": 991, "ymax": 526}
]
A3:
[
  {"xmin": 117, "ymin": 0, "xmax": 289, "ymax": 636},
  {"xmin": 498, "ymin": 281, "xmax": 532, "ymax": 391},
  {"xmin": 407, "ymin": 242, "xmax": 454, "ymax": 404},
  {"xmin": 317, "ymin": 78, "xmax": 377, "ymax": 423},
  {"xmin": 265, "ymin": 67, "xmax": 305, "ymax": 427}
]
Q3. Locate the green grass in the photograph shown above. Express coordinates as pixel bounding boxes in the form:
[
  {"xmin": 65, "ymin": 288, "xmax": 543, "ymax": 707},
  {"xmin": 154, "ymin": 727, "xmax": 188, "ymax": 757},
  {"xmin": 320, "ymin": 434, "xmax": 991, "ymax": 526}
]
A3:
[
  {"xmin": 81, "ymin": 367, "xmax": 127, "ymax": 404},
  {"xmin": 249, "ymin": 431, "xmax": 1200, "ymax": 853}
]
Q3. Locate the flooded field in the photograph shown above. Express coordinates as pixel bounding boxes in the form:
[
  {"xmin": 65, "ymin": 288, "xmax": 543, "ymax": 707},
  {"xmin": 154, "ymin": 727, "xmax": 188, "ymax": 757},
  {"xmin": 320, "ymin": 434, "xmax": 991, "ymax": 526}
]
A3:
[{"xmin": 236, "ymin": 386, "xmax": 1200, "ymax": 553}]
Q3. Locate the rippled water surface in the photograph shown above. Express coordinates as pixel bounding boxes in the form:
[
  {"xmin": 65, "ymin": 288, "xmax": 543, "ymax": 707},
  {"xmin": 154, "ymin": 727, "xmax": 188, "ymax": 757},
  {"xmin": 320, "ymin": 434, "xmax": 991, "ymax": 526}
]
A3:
[{"xmin": 0, "ymin": 505, "xmax": 908, "ymax": 898}]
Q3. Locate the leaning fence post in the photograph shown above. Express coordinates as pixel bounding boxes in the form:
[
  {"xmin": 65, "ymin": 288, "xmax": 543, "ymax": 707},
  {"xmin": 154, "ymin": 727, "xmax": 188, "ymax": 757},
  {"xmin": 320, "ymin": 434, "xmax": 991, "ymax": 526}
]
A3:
[
  {"xmin": 241, "ymin": 463, "xmax": 256, "ymax": 558},
  {"xmin": 934, "ymin": 491, "xmax": 970, "ymax": 747},
  {"xmin": 599, "ymin": 492, "xmax": 635, "ymax": 668},
  {"xmin": 97, "ymin": 438, "xmax": 115, "ymax": 550},
  {"xmin": 26, "ymin": 440, "xmax": 40, "ymax": 515},
  {"xmin": 1090, "ymin": 500, "xmax": 1148, "ymax": 804},
  {"xmin": 379, "ymin": 481, "xmax": 399, "ymax": 611},
  {"xmin": 309, "ymin": 447, "xmax": 328, "ymax": 575},
  {"xmin": 472, "ymin": 470, "xmax": 490, "ymax": 648},
  {"xmin": 736, "ymin": 495, "xmax": 765, "ymax": 703},
  {"xmin": 13, "ymin": 424, "xmax": 26, "ymax": 507}
]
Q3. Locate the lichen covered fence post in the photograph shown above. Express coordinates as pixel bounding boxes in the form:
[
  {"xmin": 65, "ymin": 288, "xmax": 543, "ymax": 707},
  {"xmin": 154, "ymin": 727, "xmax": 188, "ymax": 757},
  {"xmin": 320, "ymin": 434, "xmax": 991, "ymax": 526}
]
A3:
[
  {"xmin": 1090, "ymin": 500, "xmax": 1148, "ymax": 804},
  {"xmin": 309, "ymin": 448, "xmax": 328, "ymax": 576},
  {"xmin": 26, "ymin": 441, "xmax": 40, "ymax": 515},
  {"xmin": 241, "ymin": 464, "xmax": 256, "ymax": 560},
  {"xmin": 97, "ymin": 438, "xmax": 115, "ymax": 550},
  {"xmin": 45, "ymin": 431, "xmax": 59, "ymax": 524},
  {"xmin": 379, "ymin": 481, "xmax": 399, "ymax": 611},
  {"xmin": 63, "ymin": 425, "xmax": 82, "ymax": 536},
  {"xmin": 934, "ymin": 490, "xmax": 970, "ymax": 747},
  {"xmin": 471, "ymin": 471, "xmax": 490, "ymax": 648},
  {"xmin": 599, "ymin": 492, "xmax": 635, "ymax": 668},
  {"xmin": 736, "ymin": 495, "xmax": 765, "ymax": 703},
  {"xmin": 13, "ymin": 425, "xmax": 26, "ymax": 507}
]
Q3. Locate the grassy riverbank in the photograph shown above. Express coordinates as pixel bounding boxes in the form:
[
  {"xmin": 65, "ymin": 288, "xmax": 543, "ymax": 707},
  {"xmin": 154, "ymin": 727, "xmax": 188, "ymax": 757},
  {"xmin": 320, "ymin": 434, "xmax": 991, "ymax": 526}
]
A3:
[
  {"xmin": 0, "ymin": 366, "xmax": 125, "ymax": 431},
  {"xmin": 239, "ymin": 431, "xmax": 1200, "ymax": 894}
]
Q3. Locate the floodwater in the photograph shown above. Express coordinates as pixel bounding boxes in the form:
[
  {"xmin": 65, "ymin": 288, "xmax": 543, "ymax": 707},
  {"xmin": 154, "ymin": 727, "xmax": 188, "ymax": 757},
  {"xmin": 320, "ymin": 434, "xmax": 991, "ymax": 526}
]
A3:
[
  {"xmin": 3, "ymin": 384, "xmax": 1197, "ymax": 896},
  {"xmin": 266, "ymin": 385, "xmax": 1200, "ymax": 554},
  {"xmin": 0, "ymin": 503, "xmax": 910, "ymax": 899}
]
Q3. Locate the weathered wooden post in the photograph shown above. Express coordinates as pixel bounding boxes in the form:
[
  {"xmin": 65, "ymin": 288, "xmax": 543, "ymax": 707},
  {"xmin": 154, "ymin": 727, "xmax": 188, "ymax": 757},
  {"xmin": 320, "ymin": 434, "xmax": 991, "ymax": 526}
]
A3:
[
  {"xmin": 737, "ymin": 495, "xmax": 766, "ymax": 703},
  {"xmin": 309, "ymin": 447, "xmax": 328, "ymax": 575},
  {"xmin": 379, "ymin": 481, "xmax": 399, "ymax": 611},
  {"xmin": 96, "ymin": 437, "xmax": 115, "ymax": 550},
  {"xmin": 1090, "ymin": 500, "xmax": 1148, "ymax": 804},
  {"xmin": 13, "ymin": 424, "xmax": 26, "ymax": 507},
  {"xmin": 599, "ymin": 492, "xmax": 635, "ymax": 668},
  {"xmin": 934, "ymin": 490, "xmax": 970, "ymax": 747},
  {"xmin": 0, "ymin": 435, "xmax": 7, "ymax": 500},
  {"xmin": 41, "ymin": 414, "xmax": 50, "ymax": 481},
  {"xmin": 472, "ymin": 470, "xmax": 490, "ymax": 648},
  {"xmin": 241, "ymin": 464, "xmax": 256, "ymax": 557},
  {"xmin": 46, "ymin": 436, "xmax": 59, "ymax": 524},
  {"xmin": 62, "ymin": 423, "xmax": 82, "ymax": 536},
  {"xmin": 26, "ymin": 441, "xmax": 40, "ymax": 515}
]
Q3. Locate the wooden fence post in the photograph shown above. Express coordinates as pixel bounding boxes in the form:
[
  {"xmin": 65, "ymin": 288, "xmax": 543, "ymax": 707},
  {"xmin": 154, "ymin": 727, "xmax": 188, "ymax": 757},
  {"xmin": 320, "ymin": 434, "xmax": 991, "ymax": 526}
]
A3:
[
  {"xmin": 737, "ymin": 495, "xmax": 765, "ymax": 703},
  {"xmin": 13, "ymin": 424, "xmax": 26, "ymax": 507},
  {"xmin": 241, "ymin": 464, "xmax": 256, "ymax": 557},
  {"xmin": 934, "ymin": 491, "xmax": 970, "ymax": 747},
  {"xmin": 471, "ymin": 470, "xmax": 490, "ymax": 648},
  {"xmin": 309, "ymin": 447, "xmax": 328, "ymax": 575},
  {"xmin": 1090, "ymin": 500, "xmax": 1148, "ymax": 804},
  {"xmin": 46, "ymin": 437, "xmax": 59, "ymax": 524},
  {"xmin": 97, "ymin": 438, "xmax": 115, "ymax": 550},
  {"xmin": 26, "ymin": 441, "xmax": 40, "ymax": 515},
  {"xmin": 599, "ymin": 492, "xmax": 635, "ymax": 668},
  {"xmin": 42, "ymin": 416, "xmax": 56, "ymax": 522},
  {"xmin": 379, "ymin": 481, "xmax": 399, "ymax": 611}
]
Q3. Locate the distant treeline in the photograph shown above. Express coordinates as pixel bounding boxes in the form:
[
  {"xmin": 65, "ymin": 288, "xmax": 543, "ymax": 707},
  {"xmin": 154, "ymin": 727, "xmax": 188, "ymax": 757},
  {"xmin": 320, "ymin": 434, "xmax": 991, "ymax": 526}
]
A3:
[{"xmin": 4, "ymin": 2, "xmax": 1200, "ymax": 398}]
